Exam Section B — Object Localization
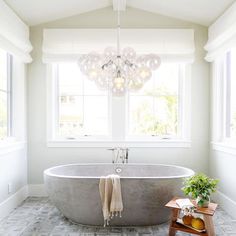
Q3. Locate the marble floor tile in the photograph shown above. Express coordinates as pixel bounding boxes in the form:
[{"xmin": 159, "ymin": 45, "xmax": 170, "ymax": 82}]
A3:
[{"xmin": 0, "ymin": 197, "xmax": 235, "ymax": 236}]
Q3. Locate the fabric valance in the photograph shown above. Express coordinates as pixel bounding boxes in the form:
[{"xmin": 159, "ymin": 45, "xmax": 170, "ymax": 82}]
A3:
[
  {"xmin": 0, "ymin": 0, "xmax": 32, "ymax": 63},
  {"xmin": 42, "ymin": 28, "xmax": 195, "ymax": 64},
  {"xmin": 205, "ymin": 2, "xmax": 236, "ymax": 62}
]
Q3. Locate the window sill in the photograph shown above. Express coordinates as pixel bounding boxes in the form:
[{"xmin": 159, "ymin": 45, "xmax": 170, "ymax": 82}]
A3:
[
  {"xmin": 211, "ymin": 142, "xmax": 236, "ymax": 155},
  {"xmin": 47, "ymin": 139, "xmax": 191, "ymax": 148},
  {"xmin": 0, "ymin": 140, "xmax": 26, "ymax": 156}
]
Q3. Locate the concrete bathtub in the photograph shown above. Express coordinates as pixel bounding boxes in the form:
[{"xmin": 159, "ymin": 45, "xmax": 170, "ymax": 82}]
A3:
[{"xmin": 44, "ymin": 164, "xmax": 194, "ymax": 226}]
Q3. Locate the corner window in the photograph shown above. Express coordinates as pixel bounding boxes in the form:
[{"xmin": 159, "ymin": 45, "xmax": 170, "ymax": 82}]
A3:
[
  {"xmin": 0, "ymin": 49, "xmax": 12, "ymax": 140},
  {"xmin": 213, "ymin": 48, "xmax": 236, "ymax": 146},
  {"xmin": 224, "ymin": 49, "xmax": 236, "ymax": 140},
  {"xmin": 48, "ymin": 62, "xmax": 190, "ymax": 145}
]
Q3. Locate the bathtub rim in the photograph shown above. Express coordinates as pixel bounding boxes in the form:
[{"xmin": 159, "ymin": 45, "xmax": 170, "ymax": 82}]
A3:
[{"xmin": 44, "ymin": 163, "xmax": 194, "ymax": 180}]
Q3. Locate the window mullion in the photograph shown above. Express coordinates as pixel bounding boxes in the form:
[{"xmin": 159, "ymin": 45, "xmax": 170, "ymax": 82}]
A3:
[
  {"xmin": 111, "ymin": 96, "xmax": 126, "ymax": 140},
  {"xmin": 178, "ymin": 64, "xmax": 183, "ymax": 139},
  {"xmin": 217, "ymin": 58, "xmax": 225, "ymax": 142},
  {"xmin": 54, "ymin": 64, "xmax": 60, "ymax": 139},
  {"xmin": 7, "ymin": 54, "xmax": 12, "ymax": 137}
]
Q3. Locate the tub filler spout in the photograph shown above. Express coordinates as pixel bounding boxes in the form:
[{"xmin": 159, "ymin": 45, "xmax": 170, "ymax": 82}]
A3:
[{"xmin": 107, "ymin": 147, "xmax": 129, "ymax": 164}]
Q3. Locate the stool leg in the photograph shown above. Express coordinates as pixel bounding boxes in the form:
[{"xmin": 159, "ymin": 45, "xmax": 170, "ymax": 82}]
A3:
[
  {"xmin": 203, "ymin": 215, "xmax": 215, "ymax": 236},
  {"xmin": 169, "ymin": 209, "xmax": 179, "ymax": 236}
]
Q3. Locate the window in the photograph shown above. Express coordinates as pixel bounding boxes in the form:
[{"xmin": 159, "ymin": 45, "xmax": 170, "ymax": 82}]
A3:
[
  {"xmin": 48, "ymin": 62, "xmax": 190, "ymax": 145},
  {"xmin": 224, "ymin": 49, "xmax": 236, "ymax": 140},
  {"xmin": 54, "ymin": 63, "xmax": 110, "ymax": 138},
  {"xmin": 212, "ymin": 48, "xmax": 236, "ymax": 148},
  {"xmin": 127, "ymin": 64, "xmax": 181, "ymax": 138},
  {"xmin": 0, "ymin": 49, "xmax": 12, "ymax": 140}
]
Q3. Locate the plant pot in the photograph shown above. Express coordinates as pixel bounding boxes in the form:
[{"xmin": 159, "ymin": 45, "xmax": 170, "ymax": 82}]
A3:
[{"xmin": 196, "ymin": 196, "xmax": 210, "ymax": 208}]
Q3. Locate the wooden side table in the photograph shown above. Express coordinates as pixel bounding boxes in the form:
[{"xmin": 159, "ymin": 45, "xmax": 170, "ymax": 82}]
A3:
[{"xmin": 165, "ymin": 197, "xmax": 218, "ymax": 236}]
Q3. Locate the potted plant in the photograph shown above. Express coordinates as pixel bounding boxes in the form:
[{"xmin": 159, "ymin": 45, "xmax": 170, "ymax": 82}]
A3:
[{"xmin": 182, "ymin": 173, "xmax": 219, "ymax": 207}]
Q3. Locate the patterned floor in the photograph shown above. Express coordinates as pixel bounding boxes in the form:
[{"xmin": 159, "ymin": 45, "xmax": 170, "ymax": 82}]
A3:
[{"xmin": 0, "ymin": 197, "xmax": 235, "ymax": 236}]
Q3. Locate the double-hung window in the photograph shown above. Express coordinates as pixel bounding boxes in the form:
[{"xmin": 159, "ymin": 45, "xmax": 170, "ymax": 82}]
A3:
[
  {"xmin": 219, "ymin": 48, "xmax": 236, "ymax": 142},
  {"xmin": 52, "ymin": 63, "xmax": 110, "ymax": 140},
  {"xmin": 213, "ymin": 48, "xmax": 236, "ymax": 148},
  {"xmin": 48, "ymin": 62, "xmax": 190, "ymax": 146},
  {"xmin": 127, "ymin": 63, "xmax": 184, "ymax": 139},
  {"xmin": 0, "ymin": 49, "xmax": 12, "ymax": 140},
  {"xmin": 224, "ymin": 49, "xmax": 236, "ymax": 140}
]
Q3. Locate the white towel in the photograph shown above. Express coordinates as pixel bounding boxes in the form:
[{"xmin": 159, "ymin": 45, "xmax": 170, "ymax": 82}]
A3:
[{"xmin": 99, "ymin": 174, "xmax": 123, "ymax": 226}]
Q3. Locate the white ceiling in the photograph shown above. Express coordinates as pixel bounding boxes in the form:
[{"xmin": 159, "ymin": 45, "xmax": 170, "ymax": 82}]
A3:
[
  {"xmin": 128, "ymin": 0, "xmax": 235, "ymax": 26},
  {"xmin": 4, "ymin": 0, "xmax": 235, "ymax": 26}
]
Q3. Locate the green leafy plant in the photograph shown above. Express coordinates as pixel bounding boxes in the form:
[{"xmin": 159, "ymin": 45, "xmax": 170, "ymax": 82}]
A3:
[{"xmin": 182, "ymin": 173, "xmax": 219, "ymax": 206}]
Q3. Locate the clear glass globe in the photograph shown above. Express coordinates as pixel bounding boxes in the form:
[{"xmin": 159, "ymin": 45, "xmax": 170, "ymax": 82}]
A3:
[
  {"xmin": 147, "ymin": 54, "xmax": 161, "ymax": 70},
  {"xmin": 87, "ymin": 68, "xmax": 100, "ymax": 80},
  {"xmin": 122, "ymin": 47, "xmax": 136, "ymax": 60},
  {"xmin": 137, "ymin": 66, "xmax": 152, "ymax": 81},
  {"xmin": 78, "ymin": 46, "xmax": 161, "ymax": 96},
  {"xmin": 104, "ymin": 47, "xmax": 117, "ymax": 60},
  {"xmin": 128, "ymin": 78, "xmax": 143, "ymax": 91}
]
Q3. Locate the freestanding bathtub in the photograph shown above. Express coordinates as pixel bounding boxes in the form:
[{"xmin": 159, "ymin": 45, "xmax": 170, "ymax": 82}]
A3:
[{"xmin": 44, "ymin": 164, "xmax": 194, "ymax": 226}]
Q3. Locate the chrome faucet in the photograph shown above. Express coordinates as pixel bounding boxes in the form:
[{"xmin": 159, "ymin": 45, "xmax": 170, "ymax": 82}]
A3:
[
  {"xmin": 107, "ymin": 147, "xmax": 129, "ymax": 164},
  {"xmin": 125, "ymin": 148, "xmax": 129, "ymax": 163}
]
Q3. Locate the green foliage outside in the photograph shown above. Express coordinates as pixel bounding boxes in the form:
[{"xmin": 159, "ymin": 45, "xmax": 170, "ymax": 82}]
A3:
[{"xmin": 131, "ymin": 87, "xmax": 178, "ymax": 136}]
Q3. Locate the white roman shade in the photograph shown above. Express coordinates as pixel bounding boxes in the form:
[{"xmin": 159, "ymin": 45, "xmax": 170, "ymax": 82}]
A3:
[
  {"xmin": 205, "ymin": 2, "xmax": 236, "ymax": 62},
  {"xmin": 0, "ymin": 0, "xmax": 32, "ymax": 63},
  {"xmin": 42, "ymin": 28, "xmax": 195, "ymax": 63}
]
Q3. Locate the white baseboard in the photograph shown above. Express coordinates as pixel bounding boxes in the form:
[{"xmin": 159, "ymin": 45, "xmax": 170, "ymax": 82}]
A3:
[
  {"xmin": 0, "ymin": 184, "xmax": 47, "ymax": 221},
  {"xmin": 0, "ymin": 185, "xmax": 28, "ymax": 221},
  {"xmin": 212, "ymin": 190, "xmax": 236, "ymax": 220},
  {"xmin": 28, "ymin": 184, "xmax": 48, "ymax": 197}
]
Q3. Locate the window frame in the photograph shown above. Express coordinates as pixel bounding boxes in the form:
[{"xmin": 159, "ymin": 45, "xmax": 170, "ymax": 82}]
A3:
[
  {"xmin": 212, "ymin": 49, "xmax": 236, "ymax": 154},
  {"xmin": 7, "ymin": 54, "xmax": 13, "ymax": 137},
  {"xmin": 47, "ymin": 63, "xmax": 113, "ymax": 141},
  {"xmin": 220, "ymin": 51, "xmax": 236, "ymax": 142},
  {"xmin": 125, "ymin": 64, "xmax": 186, "ymax": 141},
  {"xmin": 0, "ymin": 52, "xmax": 12, "ymax": 141},
  {"xmin": 223, "ymin": 51, "xmax": 236, "ymax": 141},
  {"xmin": 47, "ymin": 63, "xmax": 191, "ymax": 148},
  {"xmin": 0, "ymin": 51, "xmax": 27, "ymax": 156}
]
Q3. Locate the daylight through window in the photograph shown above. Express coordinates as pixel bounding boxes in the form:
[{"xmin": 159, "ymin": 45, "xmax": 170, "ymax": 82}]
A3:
[
  {"xmin": 55, "ymin": 63, "xmax": 110, "ymax": 138},
  {"xmin": 128, "ymin": 64, "xmax": 181, "ymax": 137},
  {"xmin": 0, "ymin": 49, "xmax": 11, "ymax": 140},
  {"xmin": 51, "ymin": 62, "xmax": 188, "ymax": 141},
  {"xmin": 225, "ymin": 49, "xmax": 236, "ymax": 139}
]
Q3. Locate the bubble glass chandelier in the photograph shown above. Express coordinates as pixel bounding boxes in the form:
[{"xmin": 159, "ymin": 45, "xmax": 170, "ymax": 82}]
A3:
[{"xmin": 78, "ymin": 1, "xmax": 161, "ymax": 96}]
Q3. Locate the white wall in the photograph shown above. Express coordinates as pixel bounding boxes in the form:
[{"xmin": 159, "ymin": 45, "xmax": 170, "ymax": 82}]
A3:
[
  {"xmin": 0, "ymin": 58, "xmax": 28, "ymax": 210},
  {"xmin": 210, "ymin": 151, "xmax": 236, "ymax": 201},
  {"xmin": 0, "ymin": 148, "xmax": 27, "ymax": 203},
  {"xmin": 209, "ymin": 68, "xmax": 236, "ymax": 218},
  {"xmin": 28, "ymin": 7, "xmax": 210, "ymax": 184},
  {"xmin": 209, "ymin": 150, "xmax": 236, "ymax": 219}
]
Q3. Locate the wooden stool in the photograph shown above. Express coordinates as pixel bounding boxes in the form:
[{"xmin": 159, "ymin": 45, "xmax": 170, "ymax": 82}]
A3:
[{"xmin": 165, "ymin": 197, "xmax": 218, "ymax": 236}]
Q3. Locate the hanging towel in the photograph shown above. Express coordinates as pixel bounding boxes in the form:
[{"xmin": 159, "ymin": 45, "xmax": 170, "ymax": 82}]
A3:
[
  {"xmin": 99, "ymin": 176, "xmax": 113, "ymax": 225},
  {"xmin": 99, "ymin": 174, "xmax": 123, "ymax": 226},
  {"xmin": 110, "ymin": 175, "xmax": 123, "ymax": 215}
]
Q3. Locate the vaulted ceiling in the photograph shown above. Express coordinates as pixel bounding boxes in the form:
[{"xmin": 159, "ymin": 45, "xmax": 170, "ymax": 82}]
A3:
[{"xmin": 4, "ymin": 0, "xmax": 235, "ymax": 26}]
